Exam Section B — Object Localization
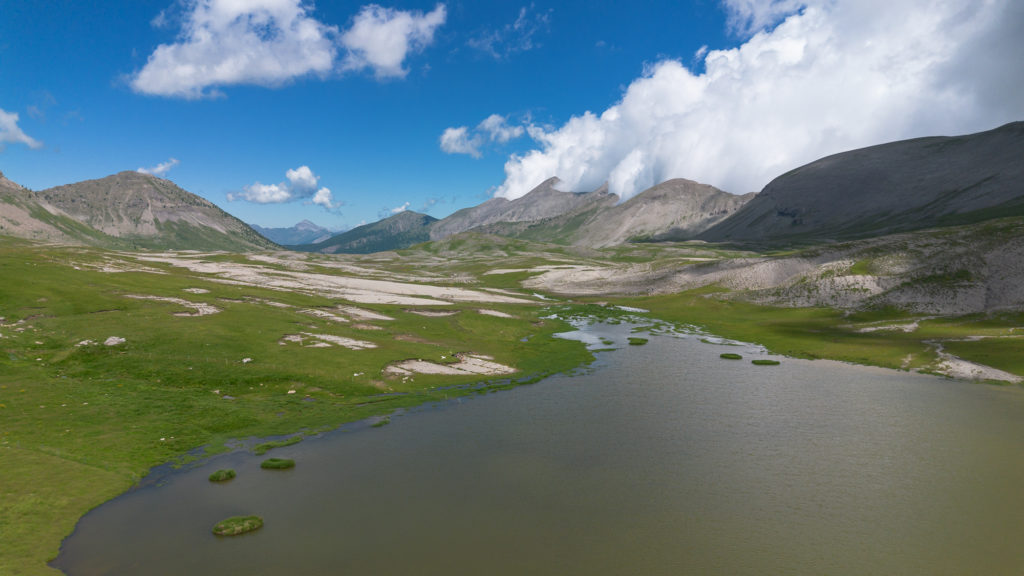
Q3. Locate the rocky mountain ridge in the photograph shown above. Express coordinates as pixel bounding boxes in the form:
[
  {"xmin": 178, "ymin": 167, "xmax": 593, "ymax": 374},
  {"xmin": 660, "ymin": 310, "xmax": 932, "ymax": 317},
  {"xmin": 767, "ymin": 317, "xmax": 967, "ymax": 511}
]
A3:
[
  {"xmin": 0, "ymin": 170, "xmax": 275, "ymax": 251},
  {"xmin": 299, "ymin": 176, "xmax": 751, "ymax": 254}
]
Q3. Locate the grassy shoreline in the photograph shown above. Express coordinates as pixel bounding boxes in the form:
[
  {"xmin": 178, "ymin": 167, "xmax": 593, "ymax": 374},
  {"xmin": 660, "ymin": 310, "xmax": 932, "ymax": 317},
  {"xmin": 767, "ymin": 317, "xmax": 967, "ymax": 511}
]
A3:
[{"xmin": 0, "ymin": 239, "xmax": 594, "ymax": 575}]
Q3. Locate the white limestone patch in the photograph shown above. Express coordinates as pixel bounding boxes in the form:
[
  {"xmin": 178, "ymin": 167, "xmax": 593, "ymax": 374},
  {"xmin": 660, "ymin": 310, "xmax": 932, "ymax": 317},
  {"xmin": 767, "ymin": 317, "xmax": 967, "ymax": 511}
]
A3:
[
  {"xmin": 104, "ymin": 336, "xmax": 126, "ymax": 346},
  {"xmin": 929, "ymin": 341, "xmax": 1022, "ymax": 383},
  {"xmin": 183, "ymin": 288, "xmax": 210, "ymax": 294},
  {"xmin": 352, "ymin": 323, "xmax": 384, "ymax": 331},
  {"xmin": 857, "ymin": 322, "xmax": 920, "ymax": 333},
  {"xmin": 131, "ymin": 254, "xmax": 534, "ymax": 306},
  {"xmin": 279, "ymin": 332, "xmax": 376, "ymax": 350},
  {"xmin": 476, "ymin": 309, "xmax": 514, "ymax": 318},
  {"xmin": 125, "ymin": 295, "xmax": 221, "ymax": 317},
  {"xmin": 299, "ymin": 309, "xmax": 348, "ymax": 323},
  {"xmin": 405, "ymin": 309, "xmax": 459, "ymax": 317},
  {"xmin": 384, "ymin": 353, "xmax": 515, "ymax": 377},
  {"xmin": 337, "ymin": 305, "xmax": 394, "ymax": 322}
]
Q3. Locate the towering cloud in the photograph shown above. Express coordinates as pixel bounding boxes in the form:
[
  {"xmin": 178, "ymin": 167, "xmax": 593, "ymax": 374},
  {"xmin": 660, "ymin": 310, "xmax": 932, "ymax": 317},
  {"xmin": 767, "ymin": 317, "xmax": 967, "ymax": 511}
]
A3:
[{"xmin": 492, "ymin": 0, "xmax": 1024, "ymax": 200}]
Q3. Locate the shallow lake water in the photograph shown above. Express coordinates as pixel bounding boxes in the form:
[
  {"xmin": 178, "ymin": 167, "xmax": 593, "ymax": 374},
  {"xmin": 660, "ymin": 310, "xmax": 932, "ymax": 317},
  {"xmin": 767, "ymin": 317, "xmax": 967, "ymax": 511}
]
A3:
[{"xmin": 54, "ymin": 323, "xmax": 1024, "ymax": 575}]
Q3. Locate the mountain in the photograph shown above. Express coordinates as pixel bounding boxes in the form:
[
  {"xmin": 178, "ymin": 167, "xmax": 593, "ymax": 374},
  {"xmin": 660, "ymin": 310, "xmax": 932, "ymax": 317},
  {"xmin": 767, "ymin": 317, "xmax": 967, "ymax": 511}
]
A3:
[
  {"xmin": 428, "ymin": 176, "xmax": 751, "ymax": 248},
  {"xmin": 476, "ymin": 178, "xmax": 752, "ymax": 247},
  {"xmin": 700, "ymin": 121, "xmax": 1024, "ymax": 245},
  {"xmin": 295, "ymin": 210, "xmax": 438, "ymax": 254},
  {"xmin": 251, "ymin": 220, "xmax": 334, "ymax": 245},
  {"xmin": 429, "ymin": 177, "xmax": 618, "ymax": 240},
  {"xmin": 296, "ymin": 176, "xmax": 753, "ymax": 254},
  {"xmin": 0, "ymin": 170, "xmax": 25, "ymax": 192},
  {"xmin": 0, "ymin": 170, "xmax": 276, "ymax": 251}
]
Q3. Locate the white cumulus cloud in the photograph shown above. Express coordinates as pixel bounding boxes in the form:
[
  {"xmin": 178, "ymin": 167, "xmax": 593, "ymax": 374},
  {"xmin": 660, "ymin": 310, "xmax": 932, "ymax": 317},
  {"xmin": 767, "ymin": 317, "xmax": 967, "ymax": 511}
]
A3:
[
  {"xmin": 440, "ymin": 126, "xmax": 482, "ymax": 158},
  {"xmin": 230, "ymin": 165, "xmax": 336, "ymax": 209},
  {"xmin": 131, "ymin": 0, "xmax": 339, "ymax": 99},
  {"xmin": 0, "ymin": 108, "xmax": 42, "ymax": 150},
  {"xmin": 494, "ymin": 0, "xmax": 1024, "ymax": 201},
  {"xmin": 311, "ymin": 187, "xmax": 335, "ymax": 209},
  {"xmin": 285, "ymin": 165, "xmax": 318, "ymax": 190},
  {"xmin": 137, "ymin": 157, "xmax": 180, "ymax": 176},
  {"xmin": 341, "ymin": 3, "xmax": 446, "ymax": 79},
  {"xmin": 390, "ymin": 201, "xmax": 410, "ymax": 214},
  {"xmin": 440, "ymin": 114, "xmax": 526, "ymax": 158},
  {"xmin": 479, "ymin": 114, "xmax": 525, "ymax": 143}
]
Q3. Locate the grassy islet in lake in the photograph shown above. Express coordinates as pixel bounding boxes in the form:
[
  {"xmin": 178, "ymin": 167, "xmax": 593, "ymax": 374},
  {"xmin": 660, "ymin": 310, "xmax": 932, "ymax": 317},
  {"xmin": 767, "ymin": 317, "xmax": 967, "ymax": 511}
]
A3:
[
  {"xmin": 212, "ymin": 515, "xmax": 263, "ymax": 536},
  {"xmin": 260, "ymin": 458, "xmax": 295, "ymax": 470},
  {"xmin": 208, "ymin": 469, "xmax": 236, "ymax": 482}
]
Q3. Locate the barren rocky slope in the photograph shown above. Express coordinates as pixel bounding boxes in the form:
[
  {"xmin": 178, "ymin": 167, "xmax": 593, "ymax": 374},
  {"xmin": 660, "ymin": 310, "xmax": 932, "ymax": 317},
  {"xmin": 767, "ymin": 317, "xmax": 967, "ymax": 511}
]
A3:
[
  {"xmin": 573, "ymin": 179, "xmax": 753, "ymax": 246},
  {"xmin": 526, "ymin": 216, "xmax": 1024, "ymax": 316},
  {"xmin": 701, "ymin": 121, "xmax": 1024, "ymax": 245},
  {"xmin": 428, "ymin": 177, "xmax": 750, "ymax": 248},
  {"xmin": 429, "ymin": 177, "xmax": 618, "ymax": 240},
  {"xmin": 0, "ymin": 170, "xmax": 87, "ymax": 243}
]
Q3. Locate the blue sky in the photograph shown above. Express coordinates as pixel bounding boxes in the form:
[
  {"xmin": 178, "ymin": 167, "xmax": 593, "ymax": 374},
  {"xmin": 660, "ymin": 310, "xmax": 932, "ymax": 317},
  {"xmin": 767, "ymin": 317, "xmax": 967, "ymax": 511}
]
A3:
[{"xmin": 2, "ymin": 1, "xmax": 1022, "ymax": 230}]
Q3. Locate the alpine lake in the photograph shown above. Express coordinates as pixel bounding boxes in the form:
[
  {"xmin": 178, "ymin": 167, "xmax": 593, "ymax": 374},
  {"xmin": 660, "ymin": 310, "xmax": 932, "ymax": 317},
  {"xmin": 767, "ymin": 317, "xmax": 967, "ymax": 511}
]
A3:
[{"xmin": 54, "ymin": 321, "xmax": 1024, "ymax": 575}]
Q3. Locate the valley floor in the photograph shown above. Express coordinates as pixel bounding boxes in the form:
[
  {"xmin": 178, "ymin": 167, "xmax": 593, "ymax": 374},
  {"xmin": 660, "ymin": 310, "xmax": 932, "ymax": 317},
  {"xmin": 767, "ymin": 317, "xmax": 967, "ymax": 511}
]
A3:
[{"xmin": 1, "ymin": 234, "xmax": 1022, "ymax": 575}]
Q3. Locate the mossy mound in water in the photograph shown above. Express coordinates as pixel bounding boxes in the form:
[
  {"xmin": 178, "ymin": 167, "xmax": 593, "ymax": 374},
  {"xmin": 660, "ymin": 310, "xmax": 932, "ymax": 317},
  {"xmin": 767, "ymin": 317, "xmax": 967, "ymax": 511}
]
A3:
[
  {"xmin": 208, "ymin": 469, "xmax": 236, "ymax": 482},
  {"xmin": 212, "ymin": 515, "xmax": 263, "ymax": 536},
  {"xmin": 260, "ymin": 457, "xmax": 295, "ymax": 469},
  {"xmin": 752, "ymin": 359, "xmax": 781, "ymax": 365},
  {"xmin": 720, "ymin": 353, "xmax": 742, "ymax": 360},
  {"xmin": 627, "ymin": 337, "xmax": 648, "ymax": 346}
]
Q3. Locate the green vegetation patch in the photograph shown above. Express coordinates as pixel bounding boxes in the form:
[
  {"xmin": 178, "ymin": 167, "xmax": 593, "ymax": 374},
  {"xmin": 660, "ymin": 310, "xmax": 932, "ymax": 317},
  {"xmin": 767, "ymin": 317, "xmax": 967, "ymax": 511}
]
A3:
[
  {"xmin": 260, "ymin": 458, "xmax": 295, "ymax": 470},
  {"xmin": 627, "ymin": 337, "xmax": 649, "ymax": 346},
  {"xmin": 208, "ymin": 469, "xmax": 236, "ymax": 482},
  {"xmin": 637, "ymin": 292, "xmax": 933, "ymax": 371},
  {"xmin": 752, "ymin": 359, "xmax": 781, "ymax": 366},
  {"xmin": 212, "ymin": 515, "xmax": 263, "ymax": 536},
  {"xmin": 371, "ymin": 416, "xmax": 391, "ymax": 428},
  {"xmin": 253, "ymin": 436, "xmax": 303, "ymax": 455},
  {"xmin": 719, "ymin": 353, "xmax": 743, "ymax": 360},
  {"xmin": 940, "ymin": 337, "xmax": 1024, "ymax": 376}
]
